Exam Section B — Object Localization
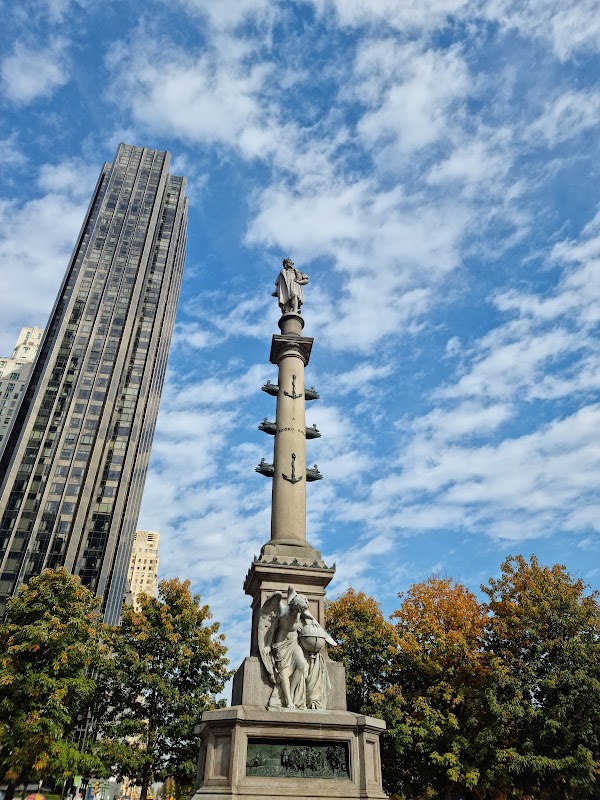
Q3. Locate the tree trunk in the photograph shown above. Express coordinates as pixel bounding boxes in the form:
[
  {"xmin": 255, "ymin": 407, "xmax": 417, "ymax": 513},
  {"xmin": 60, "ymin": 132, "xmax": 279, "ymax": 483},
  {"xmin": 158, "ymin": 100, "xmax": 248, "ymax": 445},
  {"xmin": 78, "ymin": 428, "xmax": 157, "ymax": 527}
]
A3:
[
  {"xmin": 139, "ymin": 760, "xmax": 152, "ymax": 800},
  {"xmin": 5, "ymin": 782, "xmax": 16, "ymax": 800}
]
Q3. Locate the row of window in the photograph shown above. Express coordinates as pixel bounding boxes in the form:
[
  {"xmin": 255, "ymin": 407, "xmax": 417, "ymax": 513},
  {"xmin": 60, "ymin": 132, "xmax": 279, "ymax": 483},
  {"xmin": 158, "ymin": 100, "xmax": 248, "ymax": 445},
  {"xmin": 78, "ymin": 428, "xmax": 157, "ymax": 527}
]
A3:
[{"xmin": 0, "ymin": 156, "xmax": 175, "ymax": 578}]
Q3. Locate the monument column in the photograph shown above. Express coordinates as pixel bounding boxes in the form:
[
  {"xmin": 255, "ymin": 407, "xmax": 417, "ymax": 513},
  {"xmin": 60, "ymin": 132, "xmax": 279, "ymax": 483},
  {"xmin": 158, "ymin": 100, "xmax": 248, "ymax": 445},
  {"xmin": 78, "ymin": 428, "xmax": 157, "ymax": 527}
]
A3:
[
  {"xmin": 250, "ymin": 260, "xmax": 330, "ymax": 652},
  {"xmin": 270, "ymin": 312, "xmax": 312, "ymax": 544},
  {"xmin": 191, "ymin": 258, "xmax": 387, "ymax": 800}
]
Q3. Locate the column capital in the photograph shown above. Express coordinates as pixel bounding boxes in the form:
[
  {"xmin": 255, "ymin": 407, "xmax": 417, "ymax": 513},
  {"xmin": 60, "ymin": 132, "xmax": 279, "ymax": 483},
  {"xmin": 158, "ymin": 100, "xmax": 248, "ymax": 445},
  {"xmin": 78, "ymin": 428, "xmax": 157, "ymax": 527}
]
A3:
[{"xmin": 269, "ymin": 334, "xmax": 314, "ymax": 366}]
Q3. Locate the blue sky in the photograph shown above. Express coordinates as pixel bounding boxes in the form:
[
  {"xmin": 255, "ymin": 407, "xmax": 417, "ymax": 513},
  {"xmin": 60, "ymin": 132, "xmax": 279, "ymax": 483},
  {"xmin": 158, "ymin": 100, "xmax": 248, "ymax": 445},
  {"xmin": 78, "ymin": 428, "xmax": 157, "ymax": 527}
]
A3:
[{"xmin": 2, "ymin": 0, "xmax": 600, "ymax": 663}]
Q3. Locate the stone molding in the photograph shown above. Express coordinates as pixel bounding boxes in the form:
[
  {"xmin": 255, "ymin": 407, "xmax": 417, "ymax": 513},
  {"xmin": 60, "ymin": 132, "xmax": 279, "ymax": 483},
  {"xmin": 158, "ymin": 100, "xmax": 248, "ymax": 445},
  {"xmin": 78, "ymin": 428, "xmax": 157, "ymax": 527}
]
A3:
[{"xmin": 269, "ymin": 334, "xmax": 314, "ymax": 366}]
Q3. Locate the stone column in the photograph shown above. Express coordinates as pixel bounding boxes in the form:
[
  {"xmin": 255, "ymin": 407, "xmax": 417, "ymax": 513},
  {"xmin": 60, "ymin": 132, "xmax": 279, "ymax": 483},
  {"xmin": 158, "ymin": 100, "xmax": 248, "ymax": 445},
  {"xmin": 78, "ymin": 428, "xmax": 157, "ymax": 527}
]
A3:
[{"xmin": 269, "ymin": 312, "xmax": 313, "ymax": 545}]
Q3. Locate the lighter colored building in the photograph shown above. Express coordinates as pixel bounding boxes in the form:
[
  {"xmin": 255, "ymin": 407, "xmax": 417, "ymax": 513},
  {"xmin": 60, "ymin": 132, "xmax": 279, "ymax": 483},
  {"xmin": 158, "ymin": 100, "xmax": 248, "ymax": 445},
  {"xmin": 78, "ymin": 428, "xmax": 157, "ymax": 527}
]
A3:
[
  {"xmin": 126, "ymin": 530, "xmax": 159, "ymax": 610},
  {"xmin": 0, "ymin": 326, "xmax": 44, "ymax": 455}
]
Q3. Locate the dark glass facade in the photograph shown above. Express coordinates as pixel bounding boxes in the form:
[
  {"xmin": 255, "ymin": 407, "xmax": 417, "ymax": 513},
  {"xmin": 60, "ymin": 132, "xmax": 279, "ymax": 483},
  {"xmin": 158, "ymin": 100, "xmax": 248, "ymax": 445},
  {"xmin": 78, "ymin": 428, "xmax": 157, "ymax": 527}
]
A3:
[{"xmin": 0, "ymin": 144, "xmax": 188, "ymax": 623}]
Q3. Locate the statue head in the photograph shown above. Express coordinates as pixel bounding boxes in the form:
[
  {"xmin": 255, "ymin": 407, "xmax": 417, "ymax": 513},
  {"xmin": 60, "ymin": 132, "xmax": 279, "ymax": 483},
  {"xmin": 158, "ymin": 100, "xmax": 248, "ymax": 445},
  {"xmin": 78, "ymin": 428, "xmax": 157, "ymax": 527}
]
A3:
[
  {"xmin": 289, "ymin": 593, "xmax": 309, "ymax": 612},
  {"xmin": 282, "ymin": 257, "xmax": 295, "ymax": 270}
]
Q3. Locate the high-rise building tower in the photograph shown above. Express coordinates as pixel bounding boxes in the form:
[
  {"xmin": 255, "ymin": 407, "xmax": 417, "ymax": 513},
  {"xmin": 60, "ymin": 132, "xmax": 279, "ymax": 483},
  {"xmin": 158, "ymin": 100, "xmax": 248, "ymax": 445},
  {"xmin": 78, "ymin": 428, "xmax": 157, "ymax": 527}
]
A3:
[
  {"xmin": 0, "ymin": 144, "xmax": 187, "ymax": 623},
  {"xmin": 0, "ymin": 327, "xmax": 44, "ymax": 456},
  {"xmin": 126, "ymin": 529, "xmax": 159, "ymax": 610}
]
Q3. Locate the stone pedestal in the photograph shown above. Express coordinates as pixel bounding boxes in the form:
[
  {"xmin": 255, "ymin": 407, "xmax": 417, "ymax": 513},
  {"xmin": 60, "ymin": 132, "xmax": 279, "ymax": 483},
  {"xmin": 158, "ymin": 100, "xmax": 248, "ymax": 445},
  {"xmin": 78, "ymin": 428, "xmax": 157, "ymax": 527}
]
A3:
[
  {"xmin": 231, "ymin": 656, "xmax": 347, "ymax": 712},
  {"xmin": 191, "ymin": 549, "xmax": 388, "ymax": 800},
  {"xmin": 244, "ymin": 551, "xmax": 335, "ymax": 656},
  {"xmin": 191, "ymin": 706, "xmax": 387, "ymax": 800}
]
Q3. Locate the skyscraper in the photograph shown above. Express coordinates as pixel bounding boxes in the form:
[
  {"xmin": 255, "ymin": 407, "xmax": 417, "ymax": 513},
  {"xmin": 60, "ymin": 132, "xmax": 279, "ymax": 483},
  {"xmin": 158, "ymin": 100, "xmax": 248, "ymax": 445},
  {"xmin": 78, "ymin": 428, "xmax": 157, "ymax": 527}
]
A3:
[
  {"xmin": 0, "ymin": 326, "xmax": 44, "ymax": 456},
  {"xmin": 125, "ymin": 529, "xmax": 160, "ymax": 610},
  {"xmin": 0, "ymin": 144, "xmax": 187, "ymax": 623}
]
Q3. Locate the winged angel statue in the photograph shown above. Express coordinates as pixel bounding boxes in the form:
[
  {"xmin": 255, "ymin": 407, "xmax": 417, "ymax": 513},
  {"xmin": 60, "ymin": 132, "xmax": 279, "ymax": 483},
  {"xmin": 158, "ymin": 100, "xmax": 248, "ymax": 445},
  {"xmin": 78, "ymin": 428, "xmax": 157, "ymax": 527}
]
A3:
[{"xmin": 258, "ymin": 585, "xmax": 336, "ymax": 710}]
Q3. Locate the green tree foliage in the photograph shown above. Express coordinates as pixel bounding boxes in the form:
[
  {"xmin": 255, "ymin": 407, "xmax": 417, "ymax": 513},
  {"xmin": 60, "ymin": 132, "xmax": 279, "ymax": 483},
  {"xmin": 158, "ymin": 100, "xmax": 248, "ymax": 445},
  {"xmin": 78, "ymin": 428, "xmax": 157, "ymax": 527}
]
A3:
[
  {"xmin": 325, "ymin": 589, "xmax": 402, "ymax": 793},
  {"xmin": 96, "ymin": 579, "xmax": 231, "ymax": 800},
  {"xmin": 483, "ymin": 554, "xmax": 600, "ymax": 800},
  {"xmin": 389, "ymin": 578, "xmax": 494, "ymax": 800},
  {"xmin": 328, "ymin": 560, "xmax": 600, "ymax": 800},
  {"xmin": 0, "ymin": 569, "xmax": 104, "ymax": 800},
  {"xmin": 328, "ymin": 582, "xmax": 494, "ymax": 798},
  {"xmin": 325, "ymin": 588, "xmax": 400, "ymax": 712}
]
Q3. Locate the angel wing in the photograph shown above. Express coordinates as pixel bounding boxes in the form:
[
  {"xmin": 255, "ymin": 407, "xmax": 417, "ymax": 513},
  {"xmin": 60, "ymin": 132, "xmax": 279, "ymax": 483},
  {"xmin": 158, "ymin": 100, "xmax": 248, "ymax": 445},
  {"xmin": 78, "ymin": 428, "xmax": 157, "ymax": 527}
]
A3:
[{"xmin": 257, "ymin": 591, "xmax": 283, "ymax": 679}]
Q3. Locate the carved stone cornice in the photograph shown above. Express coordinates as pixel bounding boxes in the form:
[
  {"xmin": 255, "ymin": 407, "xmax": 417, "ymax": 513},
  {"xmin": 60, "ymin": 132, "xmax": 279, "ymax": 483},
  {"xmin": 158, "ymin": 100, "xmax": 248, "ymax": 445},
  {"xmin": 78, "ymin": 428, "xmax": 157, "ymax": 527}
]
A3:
[{"xmin": 269, "ymin": 334, "xmax": 314, "ymax": 366}]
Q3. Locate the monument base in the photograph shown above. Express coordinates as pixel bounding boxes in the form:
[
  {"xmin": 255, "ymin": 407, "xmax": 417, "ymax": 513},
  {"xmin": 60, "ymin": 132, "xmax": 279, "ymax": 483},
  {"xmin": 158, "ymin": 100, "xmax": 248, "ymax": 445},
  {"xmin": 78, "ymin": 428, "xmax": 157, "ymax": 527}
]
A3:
[{"xmin": 191, "ymin": 705, "xmax": 387, "ymax": 800}]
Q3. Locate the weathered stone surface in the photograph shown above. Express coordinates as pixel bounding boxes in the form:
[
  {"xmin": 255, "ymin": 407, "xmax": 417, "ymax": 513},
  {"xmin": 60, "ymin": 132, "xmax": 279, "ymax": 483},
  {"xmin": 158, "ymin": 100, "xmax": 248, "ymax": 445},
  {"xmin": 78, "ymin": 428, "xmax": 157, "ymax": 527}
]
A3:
[
  {"xmin": 244, "ymin": 559, "xmax": 335, "ymax": 658},
  {"xmin": 231, "ymin": 655, "xmax": 347, "ymax": 711},
  {"xmin": 191, "ymin": 706, "xmax": 387, "ymax": 800}
]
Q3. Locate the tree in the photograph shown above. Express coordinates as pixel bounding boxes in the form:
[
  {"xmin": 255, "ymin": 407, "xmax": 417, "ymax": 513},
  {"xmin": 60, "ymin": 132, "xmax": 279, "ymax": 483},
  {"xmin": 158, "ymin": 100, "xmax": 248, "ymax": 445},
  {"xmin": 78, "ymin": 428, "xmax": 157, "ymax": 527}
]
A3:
[
  {"xmin": 96, "ymin": 579, "xmax": 231, "ymax": 800},
  {"xmin": 389, "ymin": 577, "xmax": 496, "ymax": 800},
  {"xmin": 328, "ymin": 581, "xmax": 497, "ymax": 800},
  {"xmin": 326, "ymin": 589, "xmax": 404, "ymax": 794},
  {"xmin": 326, "ymin": 588, "xmax": 400, "ymax": 713},
  {"xmin": 483, "ymin": 555, "xmax": 600, "ymax": 800},
  {"xmin": 0, "ymin": 569, "xmax": 105, "ymax": 800}
]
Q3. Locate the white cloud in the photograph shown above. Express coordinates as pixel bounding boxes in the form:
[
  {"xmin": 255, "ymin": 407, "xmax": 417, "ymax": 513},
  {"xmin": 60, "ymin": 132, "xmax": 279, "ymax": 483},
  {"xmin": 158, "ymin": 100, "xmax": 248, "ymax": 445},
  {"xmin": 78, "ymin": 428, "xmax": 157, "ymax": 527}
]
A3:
[
  {"xmin": 247, "ymin": 179, "xmax": 470, "ymax": 351},
  {"xmin": 355, "ymin": 42, "xmax": 471, "ymax": 161},
  {"xmin": 0, "ymin": 135, "xmax": 28, "ymax": 169},
  {"xmin": 410, "ymin": 401, "xmax": 514, "ymax": 441},
  {"xmin": 337, "ymin": 206, "xmax": 600, "ymax": 547},
  {"xmin": 435, "ymin": 208, "xmax": 600, "ymax": 406},
  {"xmin": 13, "ymin": 0, "xmax": 89, "ymax": 24},
  {"xmin": 327, "ymin": 361, "xmax": 394, "ymax": 396},
  {"xmin": 0, "ymin": 156, "xmax": 99, "ymax": 351},
  {"xmin": 105, "ymin": 33, "xmax": 275, "ymax": 156},
  {"xmin": 185, "ymin": 294, "xmax": 275, "ymax": 342},
  {"xmin": 172, "ymin": 322, "xmax": 218, "ymax": 351},
  {"xmin": 37, "ymin": 158, "xmax": 100, "ymax": 199},
  {"xmin": 529, "ymin": 89, "xmax": 600, "ymax": 146},
  {"xmin": 438, "ymin": 325, "xmax": 587, "ymax": 401},
  {"xmin": 364, "ymin": 404, "xmax": 600, "ymax": 541},
  {"xmin": 427, "ymin": 127, "xmax": 514, "ymax": 197},
  {"xmin": 0, "ymin": 192, "xmax": 87, "ymax": 351},
  {"xmin": 481, "ymin": 0, "xmax": 600, "ymax": 61},
  {"xmin": 315, "ymin": 0, "xmax": 471, "ymax": 33},
  {"xmin": 326, "ymin": 533, "xmax": 395, "ymax": 592},
  {"xmin": 316, "ymin": 0, "xmax": 600, "ymax": 60},
  {"xmin": 175, "ymin": 0, "xmax": 275, "ymax": 29},
  {"xmin": 1, "ymin": 39, "xmax": 69, "ymax": 103},
  {"xmin": 166, "ymin": 363, "xmax": 269, "ymax": 409}
]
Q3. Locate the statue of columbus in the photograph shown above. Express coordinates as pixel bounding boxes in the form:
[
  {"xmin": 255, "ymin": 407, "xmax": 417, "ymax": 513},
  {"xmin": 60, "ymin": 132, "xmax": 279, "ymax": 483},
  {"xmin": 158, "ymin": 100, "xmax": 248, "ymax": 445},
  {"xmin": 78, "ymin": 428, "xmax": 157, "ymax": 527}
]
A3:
[{"xmin": 273, "ymin": 257, "xmax": 309, "ymax": 314}]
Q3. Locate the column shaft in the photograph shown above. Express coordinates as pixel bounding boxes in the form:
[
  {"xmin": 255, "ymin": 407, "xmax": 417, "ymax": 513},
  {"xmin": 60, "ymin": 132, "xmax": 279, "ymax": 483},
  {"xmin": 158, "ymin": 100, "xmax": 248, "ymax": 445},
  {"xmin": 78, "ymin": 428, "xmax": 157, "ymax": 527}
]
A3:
[{"xmin": 271, "ymin": 353, "xmax": 307, "ymax": 541}]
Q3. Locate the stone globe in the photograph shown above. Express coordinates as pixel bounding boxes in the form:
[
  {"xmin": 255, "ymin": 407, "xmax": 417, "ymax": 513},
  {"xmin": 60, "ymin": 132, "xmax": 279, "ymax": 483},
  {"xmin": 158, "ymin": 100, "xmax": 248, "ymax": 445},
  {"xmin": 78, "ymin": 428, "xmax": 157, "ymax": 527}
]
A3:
[{"xmin": 299, "ymin": 620, "xmax": 326, "ymax": 654}]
